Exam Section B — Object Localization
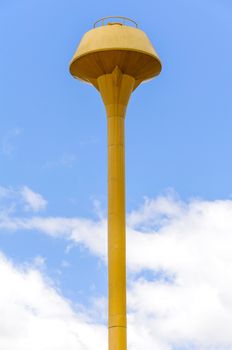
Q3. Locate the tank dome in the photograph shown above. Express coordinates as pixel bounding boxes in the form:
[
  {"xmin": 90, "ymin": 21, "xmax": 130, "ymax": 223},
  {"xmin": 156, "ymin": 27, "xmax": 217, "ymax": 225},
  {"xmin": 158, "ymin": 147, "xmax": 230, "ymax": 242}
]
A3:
[{"xmin": 70, "ymin": 17, "xmax": 162, "ymax": 89}]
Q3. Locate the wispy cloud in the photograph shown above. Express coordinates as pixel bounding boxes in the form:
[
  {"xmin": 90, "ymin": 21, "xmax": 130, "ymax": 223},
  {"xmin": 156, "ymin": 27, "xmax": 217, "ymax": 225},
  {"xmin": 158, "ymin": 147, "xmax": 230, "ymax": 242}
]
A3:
[
  {"xmin": 45, "ymin": 153, "xmax": 77, "ymax": 169},
  {"xmin": 0, "ymin": 185, "xmax": 47, "ymax": 214},
  {"xmin": 20, "ymin": 186, "xmax": 47, "ymax": 212},
  {"xmin": 32, "ymin": 255, "xmax": 46, "ymax": 268},
  {"xmin": 1, "ymin": 127, "xmax": 23, "ymax": 156}
]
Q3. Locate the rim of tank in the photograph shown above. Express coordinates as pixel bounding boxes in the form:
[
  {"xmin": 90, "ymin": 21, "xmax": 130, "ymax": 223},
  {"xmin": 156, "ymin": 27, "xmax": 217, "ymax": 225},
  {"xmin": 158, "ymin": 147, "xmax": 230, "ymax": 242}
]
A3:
[{"xmin": 69, "ymin": 48, "xmax": 162, "ymax": 76}]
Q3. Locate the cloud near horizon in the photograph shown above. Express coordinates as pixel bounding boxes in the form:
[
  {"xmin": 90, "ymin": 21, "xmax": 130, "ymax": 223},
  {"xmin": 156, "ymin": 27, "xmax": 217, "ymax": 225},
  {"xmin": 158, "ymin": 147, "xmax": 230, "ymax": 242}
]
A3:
[
  {"xmin": 0, "ymin": 253, "xmax": 106, "ymax": 350},
  {"xmin": 0, "ymin": 188, "xmax": 232, "ymax": 349}
]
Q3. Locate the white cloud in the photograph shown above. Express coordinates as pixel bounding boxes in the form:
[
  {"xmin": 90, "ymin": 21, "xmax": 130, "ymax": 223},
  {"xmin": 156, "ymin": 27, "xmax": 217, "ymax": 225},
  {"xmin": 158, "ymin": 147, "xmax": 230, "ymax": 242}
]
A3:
[
  {"xmin": 0, "ymin": 215, "xmax": 107, "ymax": 259},
  {"xmin": 0, "ymin": 252, "xmax": 106, "ymax": 350},
  {"xmin": 20, "ymin": 186, "xmax": 47, "ymax": 212},
  {"xmin": 0, "ymin": 186, "xmax": 47, "ymax": 213},
  {"xmin": 127, "ymin": 197, "xmax": 232, "ymax": 349},
  {"xmin": 1, "ymin": 194, "xmax": 232, "ymax": 349}
]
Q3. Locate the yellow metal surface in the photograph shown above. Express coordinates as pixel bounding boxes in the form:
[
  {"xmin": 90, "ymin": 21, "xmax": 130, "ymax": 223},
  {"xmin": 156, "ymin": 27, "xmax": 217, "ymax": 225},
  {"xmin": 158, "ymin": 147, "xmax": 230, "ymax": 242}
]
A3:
[
  {"xmin": 98, "ymin": 68, "xmax": 134, "ymax": 350},
  {"xmin": 70, "ymin": 20, "xmax": 162, "ymax": 350},
  {"xmin": 70, "ymin": 23, "xmax": 161, "ymax": 89}
]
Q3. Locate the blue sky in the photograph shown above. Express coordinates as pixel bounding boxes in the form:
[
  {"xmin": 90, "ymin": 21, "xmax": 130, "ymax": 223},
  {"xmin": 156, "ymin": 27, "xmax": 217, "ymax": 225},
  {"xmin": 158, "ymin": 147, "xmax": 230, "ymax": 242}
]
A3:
[{"xmin": 1, "ymin": 1, "xmax": 232, "ymax": 349}]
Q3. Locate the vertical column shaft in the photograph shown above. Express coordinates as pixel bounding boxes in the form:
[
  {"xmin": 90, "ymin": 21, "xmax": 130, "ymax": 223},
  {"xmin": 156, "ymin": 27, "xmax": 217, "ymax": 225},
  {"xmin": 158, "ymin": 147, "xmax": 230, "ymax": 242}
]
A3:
[
  {"xmin": 98, "ymin": 68, "xmax": 135, "ymax": 350},
  {"xmin": 108, "ymin": 115, "xmax": 126, "ymax": 350}
]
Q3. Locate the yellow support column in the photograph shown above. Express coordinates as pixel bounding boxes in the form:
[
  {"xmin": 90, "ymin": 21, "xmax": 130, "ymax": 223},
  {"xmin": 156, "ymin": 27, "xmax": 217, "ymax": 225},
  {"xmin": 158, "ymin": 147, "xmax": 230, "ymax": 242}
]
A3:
[
  {"xmin": 98, "ymin": 67, "xmax": 135, "ymax": 350},
  {"xmin": 69, "ymin": 17, "xmax": 162, "ymax": 350}
]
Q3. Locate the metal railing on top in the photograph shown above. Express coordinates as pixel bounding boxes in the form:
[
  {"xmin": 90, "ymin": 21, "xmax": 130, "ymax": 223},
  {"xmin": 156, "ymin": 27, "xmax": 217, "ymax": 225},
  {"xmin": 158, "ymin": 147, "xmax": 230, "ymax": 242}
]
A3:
[{"xmin": 94, "ymin": 16, "xmax": 138, "ymax": 28}]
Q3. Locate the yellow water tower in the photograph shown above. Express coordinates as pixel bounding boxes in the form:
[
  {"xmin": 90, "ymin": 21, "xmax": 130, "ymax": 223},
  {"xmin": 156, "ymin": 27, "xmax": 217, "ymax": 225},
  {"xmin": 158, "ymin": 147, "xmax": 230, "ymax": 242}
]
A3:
[{"xmin": 69, "ymin": 16, "xmax": 162, "ymax": 350}]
